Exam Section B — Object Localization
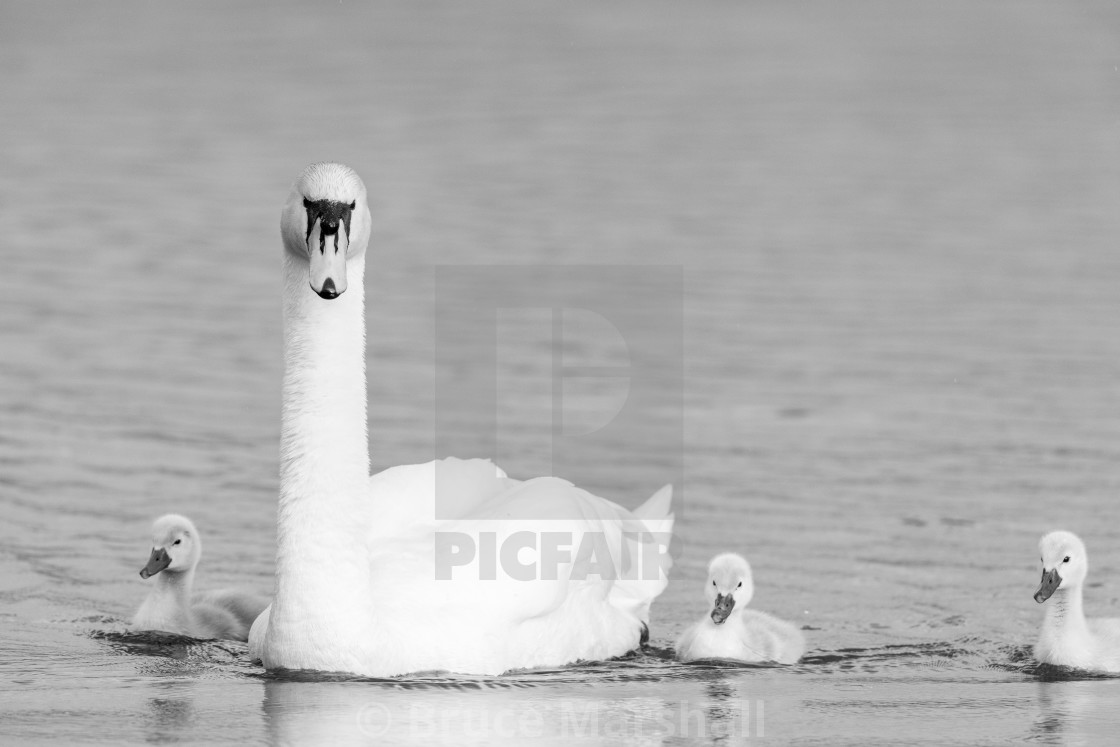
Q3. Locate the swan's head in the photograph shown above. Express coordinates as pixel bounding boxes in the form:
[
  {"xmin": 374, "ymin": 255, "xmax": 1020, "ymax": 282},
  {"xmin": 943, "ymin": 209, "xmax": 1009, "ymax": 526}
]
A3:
[
  {"xmin": 705, "ymin": 552, "xmax": 754, "ymax": 624},
  {"xmin": 280, "ymin": 162, "xmax": 372, "ymax": 300},
  {"xmin": 139, "ymin": 514, "xmax": 201, "ymax": 579},
  {"xmin": 1034, "ymin": 530, "xmax": 1088, "ymax": 603}
]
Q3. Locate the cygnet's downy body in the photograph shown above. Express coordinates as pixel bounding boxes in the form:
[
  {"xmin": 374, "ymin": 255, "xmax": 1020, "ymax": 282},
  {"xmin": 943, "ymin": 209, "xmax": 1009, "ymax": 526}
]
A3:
[
  {"xmin": 132, "ymin": 514, "xmax": 268, "ymax": 641},
  {"xmin": 676, "ymin": 552, "xmax": 805, "ymax": 665},
  {"xmin": 1033, "ymin": 530, "xmax": 1120, "ymax": 672}
]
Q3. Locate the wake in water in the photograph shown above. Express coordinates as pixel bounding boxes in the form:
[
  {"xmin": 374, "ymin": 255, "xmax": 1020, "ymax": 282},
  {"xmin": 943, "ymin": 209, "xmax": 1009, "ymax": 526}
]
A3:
[
  {"xmin": 89, "ymin": 628, "xmax": 247, "ymax": 664},
  {"xmin": 87, "ymin": 621, "xmax": 1120, "ymax": 685}
]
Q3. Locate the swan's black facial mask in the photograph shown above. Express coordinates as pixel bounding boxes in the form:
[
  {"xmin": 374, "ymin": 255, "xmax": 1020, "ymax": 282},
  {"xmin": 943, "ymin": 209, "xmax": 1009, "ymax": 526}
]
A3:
[{"xmin": 303, "ymin": 198, "xmax": 356, "ymax": 300}]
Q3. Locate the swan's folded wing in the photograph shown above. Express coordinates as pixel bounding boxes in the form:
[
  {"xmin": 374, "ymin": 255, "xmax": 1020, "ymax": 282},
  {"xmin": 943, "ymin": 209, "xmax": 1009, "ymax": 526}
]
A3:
[
  {"xmin": 190, "ymin": 601, "xmax": 246, "ymax": 641},
  {"xmin": 247, "ymin": 603, "xmax": 270, "ymax": 661},
  {"xmin": 351, "ymin": 473, "xmax": 675, "ymax": 672},
  {"xmin": 740, "ymin": 609, "xmax": 806, "ymax": 664},
  {"xmin": 195, "ymin": 589, "xmax": 272, "ymax": 633},
  {"xmin": 367, "ymin": 458, "xmax": 514, "ymax": 538},
  {"xmin": 470, "ymin": 477, "xmax": 675, "ymax": 619},
  {"xmin": 367, "ymin": 476, "xmax": 672, "ymax": 625}
]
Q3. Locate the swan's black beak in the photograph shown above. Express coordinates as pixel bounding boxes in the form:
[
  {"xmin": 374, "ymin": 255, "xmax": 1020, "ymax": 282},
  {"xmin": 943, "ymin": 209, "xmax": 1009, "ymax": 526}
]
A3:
[
  {"xmin": 307, "ymin": 222, "xmax": 348, "ymax": 299},
  {"xmin": 318, "ymin": 278, "xmax": 339, "ymax": 299},
  {"xmin": 711, "ymin": 593, "xmax": 736, "ymax": 624},
  {"xmin": 1034, "ymin": 568, "xmax": 1062, "ymax": 603},
  {"xmin": 303, "ymin": 198, "xmax": 353, "ymax": 300},
  {"xmin": 140, "ymin": 547, "xmax": 171, "ymax": 579}
]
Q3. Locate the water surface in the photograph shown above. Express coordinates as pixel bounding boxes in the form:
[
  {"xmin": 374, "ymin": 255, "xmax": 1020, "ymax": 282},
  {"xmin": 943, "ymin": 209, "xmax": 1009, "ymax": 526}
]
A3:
[{"xmin": 2, "ymin": 1, "xmax": 1120, "ymax": 744}]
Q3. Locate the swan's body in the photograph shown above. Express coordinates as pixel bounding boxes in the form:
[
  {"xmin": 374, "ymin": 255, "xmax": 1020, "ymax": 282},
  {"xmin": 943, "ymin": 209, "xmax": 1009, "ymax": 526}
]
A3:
[
  {"xmin": 1033, "ymin": 531, "xmax": 1120, "ymax": 672},
  {"xmin": 249, "ymin": 163, "xmax": 674, "ymax": 677},
  {"xmin": 131, "ymin": 514, "xmax": 269, "ymax": 641},
  {"xmin": 676, "ymin": 553, "xmax": 804, "ymax": 665}
]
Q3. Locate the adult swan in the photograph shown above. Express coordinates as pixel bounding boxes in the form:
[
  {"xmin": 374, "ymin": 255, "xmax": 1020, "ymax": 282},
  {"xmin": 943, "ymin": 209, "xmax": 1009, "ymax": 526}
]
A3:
[{"xmin": 249, "ymin": 163, "xmax": 674, "ymax": 677}]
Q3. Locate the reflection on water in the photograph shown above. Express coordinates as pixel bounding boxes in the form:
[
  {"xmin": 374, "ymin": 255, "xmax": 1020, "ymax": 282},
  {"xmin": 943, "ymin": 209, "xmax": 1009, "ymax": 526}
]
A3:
[
  {"xmin": 2, "ymin": 0, "xmax": 1120, "ymax": 743},
  {"xmin": 144, "ymin": 687, "xmax": 195, "ymax": 743},
  {"xmin": 261, "ymin": 673, "xmax": 767, "ymax": 745},
  {"xmin": 1033, "ymin": 679, "xmax": 1120, "ymax": 745}
]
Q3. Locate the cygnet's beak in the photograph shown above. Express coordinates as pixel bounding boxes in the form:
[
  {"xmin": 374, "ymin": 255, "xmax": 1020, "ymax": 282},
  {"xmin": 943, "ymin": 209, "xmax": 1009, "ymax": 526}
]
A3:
[
  {"xmin": 303, "ymin": 198, "xmax": 353, "ymax": 299},
  {"xmin": 711, "ymin": 592, "xmax": 736, "ymax": 624},
  {"xmin": 140, "ymin": 547, "xmax": 171, "ymax": 579},
  {"xmin": 1034, "ymin": 567, "xmax": 1062, "ymax": 603}
]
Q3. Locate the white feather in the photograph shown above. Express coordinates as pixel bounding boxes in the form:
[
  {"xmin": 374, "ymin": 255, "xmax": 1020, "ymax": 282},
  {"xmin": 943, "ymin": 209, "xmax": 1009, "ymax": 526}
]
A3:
[
  {"xmin": 132, "ymin": 514, "xmax": 269, "ymax": 641},
  {"xmin": 1033, "ymin": 531, "xmax": 1120, "ymax": 672},
  {"xmin": 676, "ymin": 552, "xmax": 804, "ymax": 665},
  {"xmin": 249, "ymin": 163, "xmax": 675, "ymax": 677}
]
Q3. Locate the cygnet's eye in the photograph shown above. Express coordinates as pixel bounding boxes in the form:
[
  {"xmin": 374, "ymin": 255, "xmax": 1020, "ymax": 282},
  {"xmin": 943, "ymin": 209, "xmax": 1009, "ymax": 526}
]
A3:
[
  {"xmin": 737, "ymin": 582, "xmax": 742, "ymax": 588},
  {"xmin": 1063, "ymin": 556, "xmax": 1070, "ymax": 563},
  {"xmin": 711, "ymin": 580, "xmax": 716, "ymax": 586},
  {"xmin": 173, "ymin": 539, "xmax": 182, "ymax": 546}
]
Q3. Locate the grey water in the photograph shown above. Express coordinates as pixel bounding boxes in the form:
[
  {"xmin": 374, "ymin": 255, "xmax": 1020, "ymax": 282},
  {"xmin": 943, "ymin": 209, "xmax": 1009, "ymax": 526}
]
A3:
[{"xmin": 2, "ymin": 1, "xmax": 1120, "ymax": 744}]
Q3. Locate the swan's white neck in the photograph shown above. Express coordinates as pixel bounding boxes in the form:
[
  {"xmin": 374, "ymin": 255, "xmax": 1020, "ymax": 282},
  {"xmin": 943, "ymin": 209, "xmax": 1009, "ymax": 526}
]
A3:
[
  {"xmin": 1043, "ymin": 585, "xmax": 1088, "ymax": 637},
  {"xmin": 268, "ymin": 252, "xmax": 375, "ymax": 661},
  {"xmin": 1037, "ymin": 583, "xmax": 1095, "ymax": 669},
  {"xmin": 135, "ymin": 568, "xmax": 194, "ymax": 633}
]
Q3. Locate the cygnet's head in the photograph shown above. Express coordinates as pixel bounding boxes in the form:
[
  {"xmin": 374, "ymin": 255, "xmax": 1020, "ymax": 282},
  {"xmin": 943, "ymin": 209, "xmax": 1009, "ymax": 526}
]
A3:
[
  {"xmin": 705, "ymin": 552, "xmax": 754, "ymax": 624},
  {"xmin": 139, "ymin": 514, "xmax": 201, "ymax": 579},
  {"xmin": 280, "ymin": 162, "xmax": 372, "ymax": 300},
  {"xmin": 1034, "ymin": 530, "xmax": 1088, "ymax": 603}
]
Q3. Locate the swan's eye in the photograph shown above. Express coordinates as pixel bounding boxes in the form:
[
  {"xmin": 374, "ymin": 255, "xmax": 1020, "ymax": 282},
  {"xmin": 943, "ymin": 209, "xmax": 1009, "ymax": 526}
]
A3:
[
  {"xmin": 711, "ymin": 580, "xmax": 716, "ymax": 586},
  {"xmin": 1063, "ymin": 556, "xmax": 1070, "ymax": 563},
  {"xmin": 173, "ymin": 539, "xmax": 181, "ymax": 546},
  {"xmin": 349, "ymin": 201, "xmax": 356, "ymax": 210},
  {"xmin": 737, "ymin": 582, "xmax": 742, "ymax": 588}
]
